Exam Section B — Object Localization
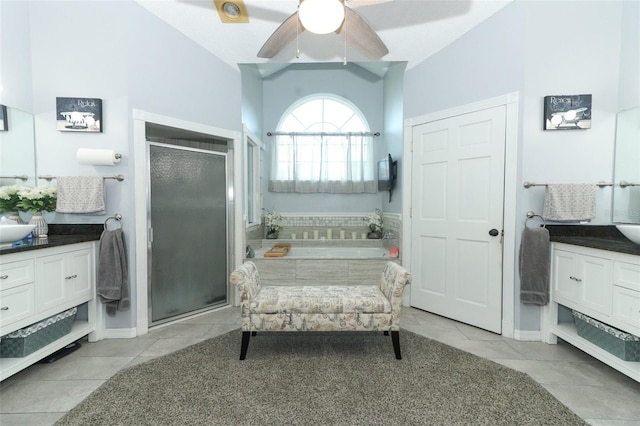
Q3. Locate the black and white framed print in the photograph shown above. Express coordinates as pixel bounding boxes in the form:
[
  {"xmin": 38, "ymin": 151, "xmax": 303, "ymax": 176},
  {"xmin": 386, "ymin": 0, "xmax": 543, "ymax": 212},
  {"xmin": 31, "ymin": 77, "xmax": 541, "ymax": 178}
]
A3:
[
  {"xmin": 0, "ymin": 104, "xmax": 7, "ymax": 131},
  {"xmin": 56, "ymin": 97, "xmax": 102, "ymax": 132},
  {"xmin": 543, "ymin": 94, "xmax": 592, "ymax": 130}
]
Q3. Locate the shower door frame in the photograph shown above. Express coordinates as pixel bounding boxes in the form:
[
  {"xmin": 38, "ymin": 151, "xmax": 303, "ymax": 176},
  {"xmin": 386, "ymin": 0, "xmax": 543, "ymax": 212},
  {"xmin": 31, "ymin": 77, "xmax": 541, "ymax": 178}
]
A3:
[
  {"xmin": 133, "ymin": 110, "xmax": 243, "ymax": 336},
  {"xmin": 147, "ymin": 142, "xmax": 230, "ymax": 327}
]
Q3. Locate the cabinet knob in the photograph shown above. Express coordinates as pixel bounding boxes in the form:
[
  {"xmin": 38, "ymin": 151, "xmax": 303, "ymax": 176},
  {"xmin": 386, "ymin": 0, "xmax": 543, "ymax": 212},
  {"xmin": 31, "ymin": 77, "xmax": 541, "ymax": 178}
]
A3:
[
  {"xmin": 0, "ymin": 275, "xmax": 8, "ymax": 279},
  {"xmin": 569, "ymin": 276, "xmax": 582, "ymax": 282},
  {"xmin": 0, "ymin": 306, "xmax": 8, "ymax": 311}
]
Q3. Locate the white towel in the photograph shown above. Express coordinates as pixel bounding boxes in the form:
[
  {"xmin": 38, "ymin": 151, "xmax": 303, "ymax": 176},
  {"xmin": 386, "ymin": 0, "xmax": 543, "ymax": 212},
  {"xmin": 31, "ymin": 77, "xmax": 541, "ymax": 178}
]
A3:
[
  {"xmin": 542, "ymin": 184, "xmax": 596, "ymax": 221},
  {"xmin": 55, "ymin": 176, "xmax": 106, "ymax": 214}
]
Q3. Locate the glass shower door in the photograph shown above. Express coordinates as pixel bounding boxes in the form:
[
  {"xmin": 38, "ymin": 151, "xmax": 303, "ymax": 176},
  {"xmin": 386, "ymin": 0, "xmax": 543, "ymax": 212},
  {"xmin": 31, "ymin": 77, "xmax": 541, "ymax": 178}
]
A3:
[{"xmin": 149, "ymin": 143, "xmax": 228, "ymax": 324}]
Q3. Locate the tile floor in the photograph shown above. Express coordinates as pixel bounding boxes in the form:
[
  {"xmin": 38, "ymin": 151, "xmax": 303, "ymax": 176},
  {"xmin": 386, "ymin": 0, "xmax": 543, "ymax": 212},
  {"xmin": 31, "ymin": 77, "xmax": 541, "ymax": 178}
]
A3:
[{"xmin": 1, "ymin": 306, "xmax": 639, "ymax": 425}]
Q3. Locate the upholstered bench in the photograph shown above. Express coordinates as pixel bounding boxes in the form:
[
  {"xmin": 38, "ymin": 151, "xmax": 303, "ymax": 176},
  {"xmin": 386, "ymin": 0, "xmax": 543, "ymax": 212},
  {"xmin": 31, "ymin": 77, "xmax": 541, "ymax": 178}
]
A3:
[{"xmin": 230, "ymin": 261, "xmax": 412, "ymax": 360}]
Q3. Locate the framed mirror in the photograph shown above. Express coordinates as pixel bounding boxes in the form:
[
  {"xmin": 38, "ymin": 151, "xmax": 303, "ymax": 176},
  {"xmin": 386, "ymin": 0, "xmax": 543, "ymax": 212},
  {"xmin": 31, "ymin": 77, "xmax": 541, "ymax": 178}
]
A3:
[
  {"xmin": 0, "ymin": 106, "xmax": 36, "ymax": 200},
  {"xmin": 612, "ymin": 105, "xmax": 640, "ymax": 224}
]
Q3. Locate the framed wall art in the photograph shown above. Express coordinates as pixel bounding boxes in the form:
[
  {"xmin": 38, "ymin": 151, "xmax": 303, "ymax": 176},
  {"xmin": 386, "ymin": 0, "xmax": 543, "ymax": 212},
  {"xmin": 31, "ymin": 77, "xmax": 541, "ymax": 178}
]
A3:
[
  {"xmin": 0, "ymin": 104, "xmax": 7, "ymax": 131},
  {"xmin": 543, "ymin": 94, "xmax": 592, "ymax": 130},
  {"xmin": 56, "ymin": 97, "xmax": 102, "ymax": 132}
]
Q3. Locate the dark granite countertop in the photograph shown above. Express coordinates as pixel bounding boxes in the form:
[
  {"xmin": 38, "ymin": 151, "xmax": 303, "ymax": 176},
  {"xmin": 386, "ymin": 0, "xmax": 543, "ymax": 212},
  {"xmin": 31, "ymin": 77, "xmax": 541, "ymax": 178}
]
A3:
[
  {"xmin": 547, "ymin": 225, "xmax": 640, "ymax": 256},
  {"xmin": 0, "ymin": 224, "xmax": 103, "ymax": 256}
]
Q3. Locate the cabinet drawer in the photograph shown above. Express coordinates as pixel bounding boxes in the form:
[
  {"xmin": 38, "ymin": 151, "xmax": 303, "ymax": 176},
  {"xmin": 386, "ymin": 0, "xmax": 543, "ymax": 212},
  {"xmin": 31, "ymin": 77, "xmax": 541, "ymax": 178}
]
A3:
[
  {"xmin": 0, "ymin": 259, "xmax": 35, "ymax": 291},
  {"xmin": 614, "ymin": 261, "xmax": 640, "ymax": 292},
  {"xmin": 0, "ymin": 284, "xmax": 36, "ymax": 331},
  {"xmin": 612, "ymin": 286, "xmax": 640, "ymax": 334}
]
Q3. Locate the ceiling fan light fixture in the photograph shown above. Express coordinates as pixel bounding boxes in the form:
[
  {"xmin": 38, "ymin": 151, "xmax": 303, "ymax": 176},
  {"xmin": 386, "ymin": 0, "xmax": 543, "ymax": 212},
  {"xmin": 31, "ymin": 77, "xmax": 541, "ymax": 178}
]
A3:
[
  {"xmin": 213, "ymin": 0, "xmax": 249, "ymax": 23},
  {"xmin": 222, "ymin": 2, "xmax": 241, "ymax": 18},
  {"xmin": 299, "ymin": 0, "xmax": 345, "ymax": 34}
]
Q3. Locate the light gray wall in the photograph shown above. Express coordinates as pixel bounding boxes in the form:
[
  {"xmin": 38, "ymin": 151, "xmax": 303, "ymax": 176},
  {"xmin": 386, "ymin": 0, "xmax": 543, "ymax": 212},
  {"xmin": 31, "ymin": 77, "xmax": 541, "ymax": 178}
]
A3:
[
  {"xmin": 382, "ymin": 62, "xmax": 407, "ymax": 214},
  {"xmin": 239, "ymin": 64, "xmax": 264, "ymax": 137},
  {"xmin": 23, "ymin": 0, "xmax": 242, "ymax": 329},
  {"xmin": 0, "ymin": 1, "xmax": 33, "ymax": 112},
  {"xmin": 618, "ymin": 0, "xmax": 640, "ymax": 111},
  {"xmin": 404, "ymin": 0, "xmax": 631, "ymax": 331},
  {"xmin": 261, "ymin": 63, "xmax": 385, "ymax": 213}
]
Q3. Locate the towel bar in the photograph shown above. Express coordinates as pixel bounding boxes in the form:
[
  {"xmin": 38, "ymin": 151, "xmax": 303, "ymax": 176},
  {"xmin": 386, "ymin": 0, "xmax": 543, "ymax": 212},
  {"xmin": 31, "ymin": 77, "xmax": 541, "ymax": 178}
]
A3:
[
  {"xmin": 0, "ymin": 175, "xmax": 28, "ymax": 181},
  {"xmin": 38, "ymin": 175, "xmax": 125, "ymax": 182},
  {"xmin": 523, "ymin": 181, "xmax": 611, "ymax": 189}
]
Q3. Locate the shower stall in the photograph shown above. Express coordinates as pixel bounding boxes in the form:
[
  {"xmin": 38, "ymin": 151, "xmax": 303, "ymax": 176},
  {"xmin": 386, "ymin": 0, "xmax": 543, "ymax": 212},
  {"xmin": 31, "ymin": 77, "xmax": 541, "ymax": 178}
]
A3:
[{"xmin": 146, "ymin": 125, "xmax": 232, "ymax": 326}]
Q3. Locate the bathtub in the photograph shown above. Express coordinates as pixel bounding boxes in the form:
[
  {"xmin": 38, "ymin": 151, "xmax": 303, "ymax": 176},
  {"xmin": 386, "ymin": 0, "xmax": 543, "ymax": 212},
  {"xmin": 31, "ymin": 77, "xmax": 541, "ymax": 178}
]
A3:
[{"xmin": 249, "ymin": 245, "xmax": 400, "ymax": 286}]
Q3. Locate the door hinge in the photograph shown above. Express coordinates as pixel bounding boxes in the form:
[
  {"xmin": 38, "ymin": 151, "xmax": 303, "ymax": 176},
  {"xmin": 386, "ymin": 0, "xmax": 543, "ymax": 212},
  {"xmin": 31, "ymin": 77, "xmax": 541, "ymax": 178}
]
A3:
[
  {"xmin": 410, "ymin": 207, "xmax": 413, "ymax": 218},
  {"xmin": 149, "ymin": 227, "xmax": 153, "ymax": 243}
]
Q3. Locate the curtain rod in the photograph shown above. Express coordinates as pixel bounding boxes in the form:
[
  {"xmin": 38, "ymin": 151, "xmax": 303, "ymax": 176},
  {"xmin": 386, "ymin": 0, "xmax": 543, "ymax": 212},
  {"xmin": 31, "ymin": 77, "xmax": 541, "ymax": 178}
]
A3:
[{"xmin": 267, "ymin": 131, "xmax": 380, "ymax": 137}]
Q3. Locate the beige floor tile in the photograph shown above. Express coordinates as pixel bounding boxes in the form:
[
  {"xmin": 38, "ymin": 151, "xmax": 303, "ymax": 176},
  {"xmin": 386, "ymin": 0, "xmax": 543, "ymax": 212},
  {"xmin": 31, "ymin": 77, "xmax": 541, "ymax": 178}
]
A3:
[
  {"xmin": 0, "ymin": 379, "xmax": 104, "ymax": 413},
  {"xmin": 0, "ymin": 412, "xmax": 64, "ymax": 426}
]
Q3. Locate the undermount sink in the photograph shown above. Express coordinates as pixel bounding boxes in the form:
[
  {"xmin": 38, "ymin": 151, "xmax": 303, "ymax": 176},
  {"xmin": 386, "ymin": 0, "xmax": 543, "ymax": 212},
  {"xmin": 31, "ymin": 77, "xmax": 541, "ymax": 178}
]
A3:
[
  {"xmin": 616, "ymin": 224, "xmax": 640, "ymax": 245},
  {"xmin": 0, "ymin": 224, "xmax": 36, "ymax": 244}
]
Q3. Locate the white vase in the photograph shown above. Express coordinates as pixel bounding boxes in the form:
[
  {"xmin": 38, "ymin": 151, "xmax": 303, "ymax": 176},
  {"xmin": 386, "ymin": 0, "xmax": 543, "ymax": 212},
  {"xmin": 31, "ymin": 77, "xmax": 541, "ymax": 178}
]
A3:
[
  {"xmin": 6, "ymin": 212, "xmax": 23, "ymax": 224},
  {"xmin": 29, "ymin": 213, "xmax": 48, "ymax": 238}
]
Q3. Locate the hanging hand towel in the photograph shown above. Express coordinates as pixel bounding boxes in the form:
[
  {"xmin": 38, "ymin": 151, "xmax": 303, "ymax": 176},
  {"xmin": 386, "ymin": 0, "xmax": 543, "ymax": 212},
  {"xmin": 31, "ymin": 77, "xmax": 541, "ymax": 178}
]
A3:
[
  {"xmin": 55, "ymin": 176, "xmax": 106, "ymax": 214},
  {"xmin": 519, "ymin": 226, "xmax": 550, "ymax": 305},
  {"xmin": 97, "ymin": 228, "xmax": 130, "ymax": 316},
  {"xmin": 542, "ymin": 183, "xmax": 596, "ymax": 221}
]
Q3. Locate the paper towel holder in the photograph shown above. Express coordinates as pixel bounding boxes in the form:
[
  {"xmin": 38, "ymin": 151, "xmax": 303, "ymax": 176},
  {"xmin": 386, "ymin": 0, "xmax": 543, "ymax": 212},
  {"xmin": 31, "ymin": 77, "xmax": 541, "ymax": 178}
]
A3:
[{"xmin": 76, "ymin": 148, "xmax": 122, "ymax": 166}]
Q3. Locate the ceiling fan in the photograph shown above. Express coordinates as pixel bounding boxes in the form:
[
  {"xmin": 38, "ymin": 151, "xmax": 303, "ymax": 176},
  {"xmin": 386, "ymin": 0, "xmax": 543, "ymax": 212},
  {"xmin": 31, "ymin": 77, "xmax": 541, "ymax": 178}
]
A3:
[{"xmin": 257, "ymin": 0, "xmax": 391, "ymax": 60}]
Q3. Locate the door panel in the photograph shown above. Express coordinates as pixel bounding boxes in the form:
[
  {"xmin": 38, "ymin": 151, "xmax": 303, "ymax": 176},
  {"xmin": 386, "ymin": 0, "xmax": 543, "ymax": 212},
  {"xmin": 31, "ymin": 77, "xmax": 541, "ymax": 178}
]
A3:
[{"xmin": 411, "ymin": 106, "xmax": 506, "ymax": 333}]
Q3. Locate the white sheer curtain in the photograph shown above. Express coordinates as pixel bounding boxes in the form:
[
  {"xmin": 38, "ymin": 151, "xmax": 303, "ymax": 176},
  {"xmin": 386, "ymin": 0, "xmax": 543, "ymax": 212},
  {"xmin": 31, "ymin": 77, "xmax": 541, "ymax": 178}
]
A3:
[{"xmin": 269, "ymin": 134, "xmax": 376, "ymax": 193}]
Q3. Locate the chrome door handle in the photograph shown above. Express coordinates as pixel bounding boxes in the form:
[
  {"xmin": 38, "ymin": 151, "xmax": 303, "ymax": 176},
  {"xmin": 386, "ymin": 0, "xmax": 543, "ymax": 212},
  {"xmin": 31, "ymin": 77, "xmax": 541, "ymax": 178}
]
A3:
[
  {"xmin": 0, "ymin": 306, "xmax": 9, "ymax": 311},
  {"xmin": 0, "ymin": 275, "xmax": 8, "ymax": 279},
  {"xmin": 65, "ymin": 274, "xmax": 78, "ymax": 280},
  {"xmin": 569, "ymin": 276, "xmax": 582, "ymax": 282}
]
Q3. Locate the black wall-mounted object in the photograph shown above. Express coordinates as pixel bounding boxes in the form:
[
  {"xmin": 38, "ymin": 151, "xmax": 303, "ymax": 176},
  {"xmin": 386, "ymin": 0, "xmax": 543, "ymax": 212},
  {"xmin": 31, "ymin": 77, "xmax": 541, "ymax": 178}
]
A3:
[{"xmin": 378, "ymin": 153, "xmax": 398, "ymax": 202}]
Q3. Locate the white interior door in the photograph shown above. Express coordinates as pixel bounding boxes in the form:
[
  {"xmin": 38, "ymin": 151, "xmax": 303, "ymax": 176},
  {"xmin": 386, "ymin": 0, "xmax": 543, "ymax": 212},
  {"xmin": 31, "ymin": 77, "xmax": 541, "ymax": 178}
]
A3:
[{"xmin": 410, "ymin": 106, "xmax": 506, "ymax": 333}]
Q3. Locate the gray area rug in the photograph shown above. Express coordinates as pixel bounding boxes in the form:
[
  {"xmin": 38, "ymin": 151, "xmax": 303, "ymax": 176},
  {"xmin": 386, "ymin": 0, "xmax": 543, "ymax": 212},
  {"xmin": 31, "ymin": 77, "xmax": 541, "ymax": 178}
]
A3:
[{"xmin": 57, "ymin": 329, "xmax": 586, "ymax": 425}]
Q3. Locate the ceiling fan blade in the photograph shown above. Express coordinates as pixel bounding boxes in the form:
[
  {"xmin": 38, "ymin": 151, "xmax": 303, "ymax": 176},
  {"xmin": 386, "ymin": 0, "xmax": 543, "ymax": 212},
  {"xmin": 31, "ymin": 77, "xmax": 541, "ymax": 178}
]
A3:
[
  {"xmin": 347, "ymin": 0, "xmax": 394, "ymax": 6},
  {"xmin": 337, "ymin": 7, "xmax": 389, "ymax": 59},
  {"xmin": 257, "ymin": 11, "xmax": 302, "ymax": 58}
]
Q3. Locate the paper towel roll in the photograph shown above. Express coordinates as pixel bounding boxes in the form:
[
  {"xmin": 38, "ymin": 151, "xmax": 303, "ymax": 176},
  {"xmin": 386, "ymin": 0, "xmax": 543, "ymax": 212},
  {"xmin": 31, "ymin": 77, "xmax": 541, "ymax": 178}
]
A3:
[{"xmin": 76, "ymin": 149, "xmax": 121, "ymax": 166}]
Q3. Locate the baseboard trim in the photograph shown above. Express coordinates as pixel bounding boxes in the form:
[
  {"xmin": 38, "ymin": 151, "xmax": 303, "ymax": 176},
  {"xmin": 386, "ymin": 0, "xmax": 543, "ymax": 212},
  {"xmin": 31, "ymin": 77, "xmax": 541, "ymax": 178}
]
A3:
[
  {"xmin": 513, "ymin": 329, "xmax": 542, "ymax": 342},
  {"xmin": 101, "ymin": 327, "xmax": 138, "ymax": 339}
]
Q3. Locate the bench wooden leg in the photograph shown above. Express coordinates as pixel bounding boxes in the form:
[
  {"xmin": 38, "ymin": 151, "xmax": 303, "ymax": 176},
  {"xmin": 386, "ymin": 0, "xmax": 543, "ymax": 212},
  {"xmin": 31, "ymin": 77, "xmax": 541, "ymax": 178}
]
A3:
[
  {"xmin": 391, "ymin": 331, "xmax": 401, "ymax": 360},
  {"xmin": 251, "ymin": 331, "xmax": 257, "ymax": 336},
  {"xmin": 240, "ymin": 331, "xmax": 251, "ymax": 360},
  {"xmin": 383, "ymin": 331, "xmax": 389, "ymax": 336}
]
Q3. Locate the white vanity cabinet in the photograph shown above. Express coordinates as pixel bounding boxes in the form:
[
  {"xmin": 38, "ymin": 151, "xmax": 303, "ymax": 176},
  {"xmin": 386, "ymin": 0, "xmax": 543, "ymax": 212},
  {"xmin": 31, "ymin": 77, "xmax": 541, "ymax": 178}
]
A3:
[
  {"xmin": 35, "ymin": 248, "xmax": 93, "ymax": 315},
  {"xmin": 542, "ymin": 243, "xmax": 640, "ymax": 382},
  {"xmin": 552, "ymin": 247, "xmax": 612, "ymax": 317},
  {"xmin": 0, "ymin": 242, "xmax": 100, "ymax": 381}
]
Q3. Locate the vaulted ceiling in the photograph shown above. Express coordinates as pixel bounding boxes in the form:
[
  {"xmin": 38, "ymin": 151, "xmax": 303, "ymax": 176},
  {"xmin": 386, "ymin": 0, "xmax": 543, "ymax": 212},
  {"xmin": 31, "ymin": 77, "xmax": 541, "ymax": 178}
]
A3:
[{"xmin": 136, "ymin": 0, "xmax": 512, "ymax": 77}]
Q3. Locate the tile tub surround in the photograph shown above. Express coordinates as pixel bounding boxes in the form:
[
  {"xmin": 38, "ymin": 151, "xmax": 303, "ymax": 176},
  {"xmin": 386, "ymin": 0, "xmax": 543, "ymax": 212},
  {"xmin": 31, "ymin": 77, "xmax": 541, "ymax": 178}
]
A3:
[
  {"xmin": 246, "ymin": 213, "xmax": 401, "ymax": 251},
  {"xmin": 250, "ymin": 254, "xmax": 400, "ymax": 286}
]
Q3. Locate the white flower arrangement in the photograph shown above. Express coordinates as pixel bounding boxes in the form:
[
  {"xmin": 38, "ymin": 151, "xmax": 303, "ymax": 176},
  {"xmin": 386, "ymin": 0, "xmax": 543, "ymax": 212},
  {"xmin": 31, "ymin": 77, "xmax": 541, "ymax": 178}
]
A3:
[
  {"xmin": 15, "ymin": 186, "xmax": 57, "ymax": 213},
  {"xmin": 263, "ymin": 208, "xmax": 283, "ymax": 233},
  {"xmin": 365, "ymin": 208, "xmax": 383, "ymax": 233},
  {"xmin": 0, "ymin": 185, "xmax": 25, "ymax": 212}
]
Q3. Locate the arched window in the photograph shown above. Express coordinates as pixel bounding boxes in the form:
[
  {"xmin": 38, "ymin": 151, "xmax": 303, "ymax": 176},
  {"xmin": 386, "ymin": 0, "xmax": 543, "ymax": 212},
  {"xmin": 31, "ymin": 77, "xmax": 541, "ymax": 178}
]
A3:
[{"xmin": 269, "ymin": 95, "xmax": 376, "ymax": 193}]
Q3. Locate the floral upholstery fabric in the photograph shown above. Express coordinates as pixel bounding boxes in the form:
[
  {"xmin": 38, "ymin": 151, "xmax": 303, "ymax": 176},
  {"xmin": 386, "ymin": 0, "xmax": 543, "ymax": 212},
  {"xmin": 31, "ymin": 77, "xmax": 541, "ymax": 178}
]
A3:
[
  {"xmin": 231, "ymin": 261, "xmax": 412, "ymax": 332},
  {"xmin": 250, "ymin": 286, "xmax": 391, "ymax": 315}
]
